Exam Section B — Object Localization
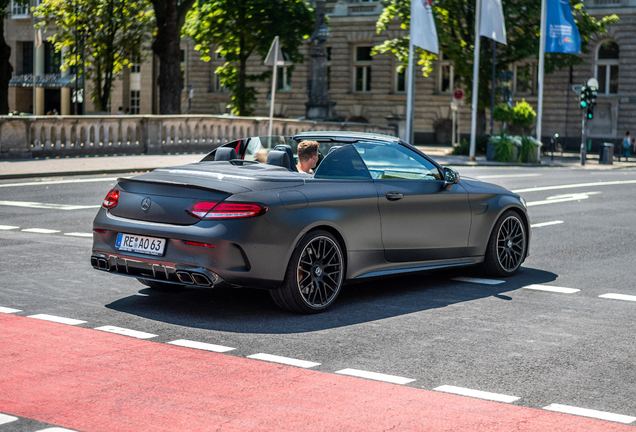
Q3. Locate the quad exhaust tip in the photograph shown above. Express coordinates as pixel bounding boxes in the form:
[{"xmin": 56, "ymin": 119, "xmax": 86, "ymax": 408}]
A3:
[
  {"xmin": 177, "ymin": 271, "xmax": 213, "ymax": 287},
  {"xmin": 91, "ymin": 256, "xmax": 110, "ymax": 271}
]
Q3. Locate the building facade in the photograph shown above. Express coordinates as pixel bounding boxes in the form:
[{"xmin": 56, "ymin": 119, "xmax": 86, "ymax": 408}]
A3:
[{"xmin": 4, "ymin": 0, "xmax": 634, "ymax": 147}]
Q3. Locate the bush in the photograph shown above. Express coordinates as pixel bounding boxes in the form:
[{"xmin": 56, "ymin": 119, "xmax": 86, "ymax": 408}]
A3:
[
  {"xmin": 517, "ymin": 136, "xmax": 542, "ymax": 163},
  {"xmin": 512, "ymin": 100, "xmax": 536, "ymax": 128},
  {"xmin": 489, "ymin": 135, "xmax": 521, "ymax": 162},
  {"xmin": 493, "ymin": 104, "xmax": 514, "ymax": 123}
]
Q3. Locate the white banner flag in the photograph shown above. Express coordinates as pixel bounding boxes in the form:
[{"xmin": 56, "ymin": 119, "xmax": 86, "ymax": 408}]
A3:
[
  {"xmin": 480, "ymin": 0, "xmax": 507, "ymax": 45},
  {"xmin": 410, "ymin": 0, "xmax": 439, "ymax": 54}
]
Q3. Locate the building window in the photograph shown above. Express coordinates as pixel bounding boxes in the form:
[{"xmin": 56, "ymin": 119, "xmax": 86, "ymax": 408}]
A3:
[
  {"xmin": 22, "ymin": 41, "xmax": 33, "ymax": 74},
  {"xmin": 354, "ymin": 46, "xmax": 372, "ymax": 92},
  {"xmin": 276, "ymin": 66, "xmax": 292, "ymax": 92},
  {"xmin": 130, "ymin": 55, "xmax": 141, "ymax": 73},
  {"xmin": 180, "ymin": 47, "xmax": 186, "ymax": 91},
  {"xmin": 130, "ymin": 90, "xmax": 140, "ymax": 114},
  {"xmin": 596, "ymin": 40, "xmax": 619, "ymax": 95},
  {"xmin": 438, "ymin": 52, "xmax": 454, "ymax": 94},
  {"xmin": 44, "ymin": 42, "xmax": 61, "ymax": 74},
  {"xmin": 513, "ymin": 63, "xmax": 535, "ymax": 95},
  {"xmin": 210, "ymin": 51, "xmax": 226, "ymax": 93},
  {"xmin": 11, "ymin": 0, "xmax": 30, "ymax": 18},
  {"xmin": 396, "ymin": 68, "xmax": 406, "ymax": 93}
]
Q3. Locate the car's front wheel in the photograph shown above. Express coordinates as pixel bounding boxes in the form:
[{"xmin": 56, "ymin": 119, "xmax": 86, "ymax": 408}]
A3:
[
  {"xmin": 270, "ymin": 230, "xmax": 345, "ymax": 313},
  {"xmin": 483, "ymin": 210, "xmax": 527, "ymax": 277}
]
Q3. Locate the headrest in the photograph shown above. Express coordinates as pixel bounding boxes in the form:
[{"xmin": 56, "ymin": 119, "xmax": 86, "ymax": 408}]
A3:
[
  {"xmin": 274, "ymin": 144, "xmax": 298, "ymax": 172},
  {"xmin": 215, "ymin": 147, "xmax": 238, "ymax": 161},
  {"xmin": 266, "ymin": 150, "xmax": 291, "ymax": 169}
]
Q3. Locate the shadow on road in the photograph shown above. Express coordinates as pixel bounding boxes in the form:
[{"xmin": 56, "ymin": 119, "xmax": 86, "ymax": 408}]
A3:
[{"xmin": 105, "ymin": 265, "xmax": 557, "ymax": 334}]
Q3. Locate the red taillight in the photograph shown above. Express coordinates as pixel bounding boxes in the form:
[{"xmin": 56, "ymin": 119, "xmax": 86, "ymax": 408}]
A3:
[
  {"xmin": 93, "ymin": 229, "xmax": 107, "ymax": 233},
  {"xmin": 186, "ymin": 201, "xmax": 267, "ymax": 220},
  {"xmin": 184, "ymin": 240, "xmax": 216, "ymax": 248},
  {"xmin": 102, "ymin": 189, "xmax": 119, "ymax": 209}
]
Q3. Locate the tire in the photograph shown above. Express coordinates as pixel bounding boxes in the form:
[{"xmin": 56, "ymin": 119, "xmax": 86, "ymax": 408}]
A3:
[
  {"xmin": 482, "ymin": 210, "xmax": 527, "ymax": 277},
  {"xmin": 270, "ymin": 230, "xmax": 345, "ymax": 313},
  {"xmin": 137, "ymin": 278, "xmax": 185, "ymax": 291}
]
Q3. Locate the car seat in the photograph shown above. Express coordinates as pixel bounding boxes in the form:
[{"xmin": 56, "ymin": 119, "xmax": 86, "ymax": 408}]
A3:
[
  {"xmin": 266, "ymin": 150, "xmax": 292, "ymax": 170},
  {"xmin": 274, "ymin": 144, "xmax": 298, "ymax": 172},
  {"xmin": 215, "ymin": 147, "xmax": 238, "ymax": 161}
]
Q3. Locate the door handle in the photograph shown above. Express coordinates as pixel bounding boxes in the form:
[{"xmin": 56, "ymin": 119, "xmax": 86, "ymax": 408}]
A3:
[{"xmin": 385, "ymin": 192, "xmax": 404, "ymax": 201}]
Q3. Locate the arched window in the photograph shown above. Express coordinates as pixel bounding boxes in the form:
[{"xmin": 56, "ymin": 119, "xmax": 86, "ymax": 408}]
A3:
[{"xmin": 596, "ymin": 41, "xmax": 619, "ymax": 95}]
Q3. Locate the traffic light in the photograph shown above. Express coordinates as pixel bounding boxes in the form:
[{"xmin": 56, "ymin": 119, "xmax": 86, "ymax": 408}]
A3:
[
  {"xmin": 586, "ymin": 107, "xmax": 594, "ymax": 120},
  {"xmin": 579, "ymin": 85, "xmax": 588, "ymax": 109}
]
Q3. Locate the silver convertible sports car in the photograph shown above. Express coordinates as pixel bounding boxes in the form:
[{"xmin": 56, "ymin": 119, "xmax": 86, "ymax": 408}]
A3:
[{"xmin": 91, "ymin": 131, "xmax": 530, "ymax": 313}]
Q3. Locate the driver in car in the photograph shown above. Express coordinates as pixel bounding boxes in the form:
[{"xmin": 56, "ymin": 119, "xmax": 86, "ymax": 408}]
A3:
[{"xmin": 296, "ymin": 140, "xmax": 320, "ymax": 174}]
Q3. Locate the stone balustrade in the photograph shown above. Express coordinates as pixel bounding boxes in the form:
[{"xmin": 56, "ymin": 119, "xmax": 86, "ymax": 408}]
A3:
[{"xmin": 0, "ymin": 115, "xmax": 397, "ymax": 159}]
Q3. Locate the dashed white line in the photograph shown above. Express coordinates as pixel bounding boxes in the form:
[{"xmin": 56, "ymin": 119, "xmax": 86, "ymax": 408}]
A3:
[
  {"xmin": 513, "ymin": 179, "xmax": 636, "ymax": 194},
  {"xmin": 531, "ymin": 220, "xmax": 564, "ymax": 228},
  {"xmin": 526, "ymin": 192, "xmax": 601, "ymax": 207},
  {"xmin": 0, "ymin": 413, "xmax": 18, "ymax": 425},
  {"xmin": 434, "ymin": 385, "xmax": 520, "ymax": 403},
  {"xmin": 0, "ymin": 306, "xmax": 22, "ymax": 314},
  {"xmin": 94, "ymin": 326, "xmax": 157, "ymax": 339},
  {"xmin": 543, "ymin": 403, "xmax": 636, "ymax": 424},
  {"xmin": 0, "ymin": 201, "xmax": 100, "ymax": 210},
  {"xmin": 599, "ymin": 293, "xmax": 636, "ymax": 302},
  {"xmin": 335, "ymin": 368, "xmax": 415, "ymax": 385},
  {"xmin": 0, "ymin": 177, "xmax": 119, "ymax": 188},
  {"xmin": 477, "ymin": 174, "xmax": 540, "ymax": 179},
  {"xmin": 28, "ymin": 314, "xmax": 87, "ymax": 325},
  {"xmin": 452, "ymin": 277, "xmax": 506, "ymax": 285},
  {"xmin": 64, "ymin": 232, "xmax": 93, "ymax": 238},
  {"xmin": 35, "ymin": 428, "xmax": 78, "ymax": 432},
  {"xmin": 247, "ymin": 353, "xmax": 320, "ymax": 368},
  {"xmin": 0, "ymin": 225, "xmax": 19, "ymax": 230},
  {"xmin": 523, "ymin": 284, "xmax": 580, "ymax": 294},
  {"xmin": 168, "ymin": 339, "xmax": 235, "ymax": 353},
  {"xmin": 21, "ymin": 228, "xmax": 61, "ymax": 234}
]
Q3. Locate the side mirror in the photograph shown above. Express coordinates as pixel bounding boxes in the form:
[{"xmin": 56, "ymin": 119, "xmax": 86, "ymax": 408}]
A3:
[{"xmin": 443, "ymin": 167, "xmax": 460, "ymax": 190}]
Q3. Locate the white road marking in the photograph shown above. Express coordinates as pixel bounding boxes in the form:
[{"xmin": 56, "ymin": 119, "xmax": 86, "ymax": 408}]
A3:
[
  {"xmin": 247, "ymin": 353, "xmax": 320, "ymax": 368},
  {"xmin": 0, "ymin": 200, "xmax": 100, "ymax": 210},
  {"xmin": 64, "ymin": 232, "xmax": 93, "ymax": 238},
  {"xmin": 35, "ymin": 428, "xmax": 78, "ymax": 432},
  {"xmin": 335, "ymin": 368, "xmax": 415, "ymax": 385},
  {"xmin": 452, "ymin": 277, "xmax": 506, "ymax": 285},
  {"xmin": 434, "ymin": 385, "xmax": 520, "ymax": 403},
  {"xmin": 29, "ymin": 314, "xmax": 87, "ymax": 325},
  {"xmin": 0, "ymin": 307, "xmax": 22, "ymax": 313},
  {"xmin": 526, "ymin": 192, "xmax": 600, "ymax": 207},
  {"xmin": 0, "ymin": 413, "xmax": 18, "ymax": 425},
  {"xmin": 22, "ymin": 228, "xmax": 61, "ymax": 234},
  {"xmin": 0, "ymin": 177, "xmax": 119, "ymax": 188},
  {"xmin": 523, "ymin": 284, "xmax": 580, "ymax": 294},
  {"xmin": 0, "ymin": 225, "xmax": 19, "ymax": 230},
  {"xmin": 513, "ymin": 179, "xmax": 636, "ymax": 194},
  {"xmin": 531, "ymin": 220, "xmax": 564, "ymax": 228},
  {"xmin": 169, "ymin": 339, "xmax": 235, "ymax": 353},
  {"xmin": 543, "ymin": 403, "xmax": 636, "ymax": 424},
  {"xmin": 477, "ymin": 174, "xmax": 540, "ymax": 179},
  {"xmin": 94, "ymin": 326, "xmax": 157, "ymax": 339},
  {"xmin": 599, "ymin": 293, "xmax": 636, "ymax": 302}
]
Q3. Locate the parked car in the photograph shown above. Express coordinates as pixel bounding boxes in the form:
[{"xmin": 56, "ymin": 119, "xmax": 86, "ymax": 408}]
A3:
[{"xmin": 91, "ymin": 131, "xmax": 530, "ymax": 313}]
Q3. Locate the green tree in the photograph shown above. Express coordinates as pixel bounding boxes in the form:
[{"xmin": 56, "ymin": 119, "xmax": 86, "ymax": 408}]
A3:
[
  {"xmin": 374, "ymin": 0, "xmax": 618, "ymax": 111},
  {"xmin": 35, "ymin": 0, "xmax": 154, "ymax": 112},
  {"xmin": 0, "ymin": 0, "xmax": 29, "ymax": 114},
  {"xmin": 183, "ymin": 0, "xmax": 314, "ymax": 116}
]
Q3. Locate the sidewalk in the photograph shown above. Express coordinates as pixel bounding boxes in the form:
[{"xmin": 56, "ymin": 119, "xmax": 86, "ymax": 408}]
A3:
[{"xmin": 1, "ymin": 147, "xmax": 635, "ymax": 180}]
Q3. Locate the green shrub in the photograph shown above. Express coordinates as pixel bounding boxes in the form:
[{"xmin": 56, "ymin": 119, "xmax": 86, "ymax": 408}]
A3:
[
  {"xmin": 517, "ymin": 136, "xmax": 542, "ymax": 163},
  {"xmin": 512, "ymin": 100, "xmax": 536, "ymax": 128},
  {"xmin": 493, "ymin": 104, "xmax": 514, "ymax": 123}
]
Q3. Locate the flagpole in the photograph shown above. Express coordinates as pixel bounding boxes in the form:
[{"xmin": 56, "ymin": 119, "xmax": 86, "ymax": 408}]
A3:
[
  {"xmin": 469, "ymin": 0, "xmax": 482, "ymax": 161},
  {"xmin": 536, "ymin": 0, "xmax": 547, "ymax": 144},
  {"xmin": 406, "ymin": 40, "xmax": 415, "ymax": 144},
  {"xmin": 268, "ymin": 37, "xmax": 279, "ymax": 137}
]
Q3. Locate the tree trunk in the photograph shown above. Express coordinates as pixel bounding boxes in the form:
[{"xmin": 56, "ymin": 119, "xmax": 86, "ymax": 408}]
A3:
[
  {"xmin": 152, "ymin": 0, "xmax": 182, "ymax": 114},
  {"xmin": 0, "ymin": 19, "xmax": 13, "ymax": 115}
]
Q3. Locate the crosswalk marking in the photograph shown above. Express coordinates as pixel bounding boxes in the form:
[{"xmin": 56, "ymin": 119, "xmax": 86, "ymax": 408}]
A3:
[
  {"xmin": 168, "ymin": 339, "xmax": 235, "ymax": 353},
  {"xmin": 94, "ymin": 326, "xmax": 157, "ymax": 339},
  {"xmin": 0, "ymin": 413, "xmax": 18, "ymax": 425},
  {"xmin": 543, "ymin": 403, "xmax": 636, "ymax": 424},
  {"xmin": 248, "ymin": 353, "xmax": 320, "ymax": 368},
  {"xmin": 29, "ymin": 314, "xmax": 87, "ymax": 325},
  {"xmin": 0, "ymin": 306, "xmax": 22, "ymax": 314}
]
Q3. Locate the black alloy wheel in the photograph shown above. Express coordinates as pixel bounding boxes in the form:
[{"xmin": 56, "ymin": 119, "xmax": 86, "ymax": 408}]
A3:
[
  {"xmin": 483, "ymin": 210, "xmax": 527, "ymax": 277},
  {"xmin": 270, "ymin": 230, "xmax": 344, "ymax": 313}
]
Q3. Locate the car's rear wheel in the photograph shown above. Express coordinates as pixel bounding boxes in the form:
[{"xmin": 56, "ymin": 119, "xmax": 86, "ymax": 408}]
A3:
[
  {"xmin": 483, "ymin": 210, "xmax": 527, "ymax": 277},
  {"xmin": 270, "ymin": 230, "xmax": 345, "ymax": 313},
  {"xmin": 137, "ymin": 278, "xmax": 185, "ymax": 291}
]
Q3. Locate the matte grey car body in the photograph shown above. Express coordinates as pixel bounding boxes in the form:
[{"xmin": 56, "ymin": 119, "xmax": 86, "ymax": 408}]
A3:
[{"xmin": 91, "ymin": 131, "xmax": 530, "ymax": 313}]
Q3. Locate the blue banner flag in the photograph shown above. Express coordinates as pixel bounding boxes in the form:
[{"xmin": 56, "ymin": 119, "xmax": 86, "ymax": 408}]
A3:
[{"xmin": 546, "ymin": 0, "xmax": 581, "ymax": 54}]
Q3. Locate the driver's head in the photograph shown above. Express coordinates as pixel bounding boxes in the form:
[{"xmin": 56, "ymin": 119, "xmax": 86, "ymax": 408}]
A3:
[{"xmin": 297, "ymin": 140, "xmax": 319, "ymax": 167}]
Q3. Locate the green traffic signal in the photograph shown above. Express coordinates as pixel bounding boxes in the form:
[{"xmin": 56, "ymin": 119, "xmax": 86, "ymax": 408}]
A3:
[
  {"xmin": 587, "ymin": 108, "xmax": 594, "ymax": 119},
  {"xmin": 580, "ymin": 100, "xmax": 588, "ymax": 108}
]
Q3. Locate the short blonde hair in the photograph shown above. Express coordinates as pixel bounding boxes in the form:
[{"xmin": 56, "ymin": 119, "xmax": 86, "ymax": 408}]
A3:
[{"xmin": 297, "ymin": 140, "xmax": 319, "ymax": 162}]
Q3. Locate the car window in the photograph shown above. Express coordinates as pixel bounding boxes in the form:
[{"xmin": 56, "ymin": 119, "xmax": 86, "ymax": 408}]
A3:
[
  {"xmin": 313, "ymin": 145, "xmax": 371, "ymax": 180},
  {"xmin": 353, "ymin": 142, "xmax": 442, "ymax": 180}
]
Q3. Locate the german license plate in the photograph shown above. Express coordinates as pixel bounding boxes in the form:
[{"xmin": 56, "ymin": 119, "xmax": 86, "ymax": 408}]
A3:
[{"xmin": 116, "ymin": 233, "xmax": 166, "ymax": 256}]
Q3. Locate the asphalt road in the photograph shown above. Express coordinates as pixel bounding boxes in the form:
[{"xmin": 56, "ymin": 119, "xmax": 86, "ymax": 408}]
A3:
[{"xmin": 0, "ymin": 165, "xmax": 635, "ymax": 430}]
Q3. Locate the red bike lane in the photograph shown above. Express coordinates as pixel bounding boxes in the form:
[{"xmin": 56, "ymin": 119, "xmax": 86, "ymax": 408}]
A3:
[{"xmin": 0, "ymin": 313, "xmax": 632, "ymax": 432}]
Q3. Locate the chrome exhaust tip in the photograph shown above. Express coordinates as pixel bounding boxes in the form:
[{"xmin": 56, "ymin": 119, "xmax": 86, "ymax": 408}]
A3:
[{"xmin": 176, "ymin": 271, "xmax": 194, "ymax": 285}]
